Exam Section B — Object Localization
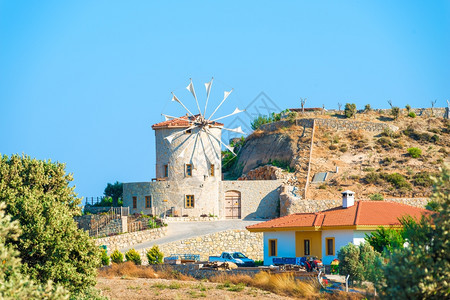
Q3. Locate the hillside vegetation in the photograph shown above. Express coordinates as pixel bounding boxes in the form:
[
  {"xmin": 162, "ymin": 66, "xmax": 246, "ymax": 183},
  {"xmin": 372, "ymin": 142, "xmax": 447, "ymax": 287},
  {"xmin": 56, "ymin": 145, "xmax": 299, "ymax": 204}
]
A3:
[{"xmin": 226, "ymin": 109, "xmax": 449, "ymax": 200}]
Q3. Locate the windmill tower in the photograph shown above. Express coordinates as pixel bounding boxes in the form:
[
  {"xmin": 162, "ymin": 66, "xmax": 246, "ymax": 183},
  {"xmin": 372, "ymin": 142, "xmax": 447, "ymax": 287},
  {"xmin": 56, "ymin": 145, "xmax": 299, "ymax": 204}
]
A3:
[{"xmin": 141, "ymin": 78, "xmax": 245, "ymax": 217}]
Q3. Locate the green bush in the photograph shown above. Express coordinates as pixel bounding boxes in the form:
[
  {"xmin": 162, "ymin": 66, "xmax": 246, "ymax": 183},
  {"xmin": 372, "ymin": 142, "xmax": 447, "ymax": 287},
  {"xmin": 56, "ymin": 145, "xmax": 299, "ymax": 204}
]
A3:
[
  {"xmin": 365, "ymin": 227, "xmax": 405, "ymax": 253},
  {"xmin": 287, "ymin": 111, "xmax": 297, "ymax": 124},
  {"xmin": 364, "ymin": 104, "xmax": 371, "ymax": 112},
  {"xmin": 408, "ymin": 111, "xmax": 416, "ymax": 118},
  {"xmin": 369, "ymin": 193, "xmax": 384, "ymax": 200},
  {"xmin": 337, "ymin": 243, "xmax": 382, "ymax": 284},
  {"xmin": 364, "ymin": 172, "xmax": 382, "ymax": 185},
  {"xmin": 413, "ymin": 171, "xmax": 434, "ymax": 187},
  {"xmin": 385, "ymin": 173, "xmax": 411, "ymax": 190},
  {"xmin": 344, "ymin": 103, "xmax": 357, "ymax": 118},
  {"xmin": 377, "ymin": 137, "xmax": 392, "ymax": 148},
  {"xmin": 146, "ymin": 246, "xmax": 164, "ymax": 265},
  {"xmin": 407, "ymin": 147, "xmax": 422, "ymax": 158},
  {"xmin": 125, "ymin": 249, "xmax": 142, "ymax": 265},
  {"xmin": 405, "ymin": 104, "xmax": 411, "ymax": 113},
  {"xmin": 391, "ymin": 106, "xmax": 400, "ymax": 120},
  {"xmin": 101, "ymin": 250, "xmax": 110, "ymax": 266},
  {"xmin": 110, "ymin": 249, "xmax": 124, "ymax": 264}
]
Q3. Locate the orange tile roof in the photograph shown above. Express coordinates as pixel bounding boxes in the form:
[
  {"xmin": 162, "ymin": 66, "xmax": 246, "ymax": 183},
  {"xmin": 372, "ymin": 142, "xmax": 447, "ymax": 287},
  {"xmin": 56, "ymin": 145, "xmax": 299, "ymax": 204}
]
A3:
[
  {"xmin": 247, "ymin": 201, "xmax": 432, "ymax": 231},
  {"xmin": 152, "ymin": 115, "xmax": 223, "ymax": 129}
]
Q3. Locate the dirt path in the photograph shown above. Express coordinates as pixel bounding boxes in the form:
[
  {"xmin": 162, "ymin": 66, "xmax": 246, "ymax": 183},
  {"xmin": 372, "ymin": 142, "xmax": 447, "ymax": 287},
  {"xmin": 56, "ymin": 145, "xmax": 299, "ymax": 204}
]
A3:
[{"xmin": 96, "ymin": 277, "xmax": 293, "ymax": 300}]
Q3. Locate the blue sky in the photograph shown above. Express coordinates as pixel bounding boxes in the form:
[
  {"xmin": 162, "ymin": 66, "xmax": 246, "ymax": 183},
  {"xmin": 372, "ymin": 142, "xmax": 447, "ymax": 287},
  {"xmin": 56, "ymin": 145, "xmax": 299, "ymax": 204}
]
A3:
[{"xmin": 1, "ymin": 0, "xmax": 449, "ymax": 200}]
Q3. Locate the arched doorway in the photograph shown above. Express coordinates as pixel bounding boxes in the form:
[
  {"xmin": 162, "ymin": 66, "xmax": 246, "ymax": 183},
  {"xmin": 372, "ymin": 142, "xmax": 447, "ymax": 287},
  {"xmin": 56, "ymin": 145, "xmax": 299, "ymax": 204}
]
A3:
[{"xmin": 225, "ymin": 190, "xmax": 241, "ymax": 219}]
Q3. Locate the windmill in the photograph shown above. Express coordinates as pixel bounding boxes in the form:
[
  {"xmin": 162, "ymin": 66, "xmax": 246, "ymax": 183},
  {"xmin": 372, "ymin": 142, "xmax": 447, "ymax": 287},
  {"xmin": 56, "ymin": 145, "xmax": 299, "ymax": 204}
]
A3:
[{"xmin": 162, "ymin": 78, "xmax": 246, "ymax": 161}]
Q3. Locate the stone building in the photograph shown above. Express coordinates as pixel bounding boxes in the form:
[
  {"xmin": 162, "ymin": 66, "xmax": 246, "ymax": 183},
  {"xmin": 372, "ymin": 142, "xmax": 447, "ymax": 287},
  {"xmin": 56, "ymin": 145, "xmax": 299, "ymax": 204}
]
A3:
[{"xmin": 123, "ymin": 115, "xmax": 281, "ymax": 219}]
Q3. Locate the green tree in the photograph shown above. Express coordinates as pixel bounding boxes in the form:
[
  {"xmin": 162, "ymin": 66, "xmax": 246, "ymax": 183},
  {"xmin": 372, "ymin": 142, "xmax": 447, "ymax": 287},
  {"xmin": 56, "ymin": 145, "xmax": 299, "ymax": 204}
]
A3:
[
  {"xmin": 405, "ymin": 104, "xmax": 411, "ymax": 113},
  {"xmin": 146, "ymin": 245, "xmax": 164, "ymax": 264},
  {"xmin": 364, "ymin": 104, "xmax": 371, "ymax": 112},
  {"xmin": 391, "ymin": 106, "xmax": 400, "ymax": 120},
  {"xmin": 344, "ymin": 103, "xmax": 357, "ymax": 119},
  {"xmin": 337, "ymin": 242, "xmax": 382, "ymax": 284},
  {"xmin": 0, "ymin": 202, "xmax": 70, "ymax": 299},
  {"xmin": 379, "ymin": 165, "xmax": 450, "ymax": 299},
  {"xmin": 365, "ymin": 227, "xmax": 405, "ymax": 253},
  {"xmin": 0, "ymin": 154, "xmax": 101, "ymax": 294},
  {"xmin": 104, "ymin": 181, "xmax": 123, "ymax": 207}
]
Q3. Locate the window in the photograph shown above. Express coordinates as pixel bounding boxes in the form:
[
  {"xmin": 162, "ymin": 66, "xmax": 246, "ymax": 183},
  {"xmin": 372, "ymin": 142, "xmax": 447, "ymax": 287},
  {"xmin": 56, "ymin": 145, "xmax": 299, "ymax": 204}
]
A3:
[
  {"xmin": 164, "ymin": 165, "xmax": 168, "ymax": 177},
  {"xmin": 145, "ymin": 196, "xmax": 152, "ymax": 208},
  {"xmin": 185, "ymin": 195, "xmax": 194, "ymax": 208},
  {"xmin": 326, "ymin": 238, "xmax": 335, "ymax": 256},
  {"xmin": 268, "ymin": 239, "xmax": 277, "ymax": 256},
  {"xmin": 210, "ymin": 164, "xmax": 215, "ymax": 176},
  {"xmin": 132, "ymin": 196, "xmax": 137, "ymax": 209},
  {"xmin": 304, "ymin": 239, "xmax": 311, "ymax": 256},
  {"xmin": 186, "ymin": 164, "xmax": 192, "ymax": 177}
]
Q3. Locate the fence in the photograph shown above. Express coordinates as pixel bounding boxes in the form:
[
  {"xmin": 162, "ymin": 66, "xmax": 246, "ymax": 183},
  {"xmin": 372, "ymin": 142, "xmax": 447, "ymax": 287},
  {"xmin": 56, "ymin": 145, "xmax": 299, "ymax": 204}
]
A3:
[
  {"xmin": 88, "ymin": 207, "xmax": 129, "ymax": 237},
  {"xmin": 84, "ymin": 196, "xmax": 123, "ymax": 206}
]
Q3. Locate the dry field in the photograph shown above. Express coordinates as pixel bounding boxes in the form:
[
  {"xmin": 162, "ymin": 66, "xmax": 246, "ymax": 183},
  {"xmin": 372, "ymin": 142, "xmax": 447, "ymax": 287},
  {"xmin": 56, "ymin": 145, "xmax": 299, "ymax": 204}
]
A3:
[
  {"xmin": 96, "ymin": 263, "xmax": 365, "ymax": 300},
  {"xmin": 96, "ymin": 277, "xmax": 291, "ymax": 300}
]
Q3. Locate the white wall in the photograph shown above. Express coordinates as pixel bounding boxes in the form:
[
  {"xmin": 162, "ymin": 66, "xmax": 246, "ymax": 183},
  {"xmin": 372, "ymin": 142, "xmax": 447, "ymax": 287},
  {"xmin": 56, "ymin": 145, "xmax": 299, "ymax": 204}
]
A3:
[
  {"xmin": 321, "ymin": 229, "xmax": 354, "ymax": 265},
  {"xmin": 353, "ymin": 230, "xmax": 373, "ymax": 246},
  {"xmin": 263, "ymin": 231, "xmax": 296, "ymax": 265}
]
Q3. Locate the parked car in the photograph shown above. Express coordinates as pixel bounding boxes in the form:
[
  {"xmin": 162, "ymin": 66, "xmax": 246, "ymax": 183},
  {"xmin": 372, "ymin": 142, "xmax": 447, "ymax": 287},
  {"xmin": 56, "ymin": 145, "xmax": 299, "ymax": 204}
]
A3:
[{"xmin": 209, "ymin": 252, "xmax": 255, "ymax": 267}]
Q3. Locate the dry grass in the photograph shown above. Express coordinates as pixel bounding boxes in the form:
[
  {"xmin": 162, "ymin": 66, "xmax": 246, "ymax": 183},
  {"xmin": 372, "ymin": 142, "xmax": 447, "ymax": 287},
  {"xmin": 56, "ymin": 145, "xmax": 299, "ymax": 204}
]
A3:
[
  {"xmin": 98, "ymin": 262, "xmax": 195, "ymax": 281},
  {"xmin": 210, "ymin": 271, "xmax": 320, "ymax": 298}
]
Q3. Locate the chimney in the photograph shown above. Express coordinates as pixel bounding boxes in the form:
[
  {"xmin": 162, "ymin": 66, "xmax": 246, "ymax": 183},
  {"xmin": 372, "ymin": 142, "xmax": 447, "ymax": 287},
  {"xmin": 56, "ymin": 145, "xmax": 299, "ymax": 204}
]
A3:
[{"xmin": 341, "ymin": 190, "xmax": 355, "ymax": 208}]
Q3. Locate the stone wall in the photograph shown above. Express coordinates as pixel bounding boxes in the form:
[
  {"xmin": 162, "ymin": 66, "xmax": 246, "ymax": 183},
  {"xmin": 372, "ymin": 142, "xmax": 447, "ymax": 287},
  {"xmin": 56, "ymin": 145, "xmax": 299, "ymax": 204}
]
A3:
[
  {"xmin": 220, "ymin": 180, "xmax": 282, "ymax": 219},
  {"xmin": 135, "ymin": 229, "xmax": 263, "ymax": 263},
  {"xmin": 280, "ymin": 185, "xmax": 430, "ymax": 216},
  {"xmin": 373, "ymin": 107, "xmax": 448, "ymax": 118},
  {"xmin": 260, "ymin": 118, "xmax": 398, "ymax": 133},
  {"xmin": 95, "ymin": 227, "xmax": 167, "ymax": 253}
]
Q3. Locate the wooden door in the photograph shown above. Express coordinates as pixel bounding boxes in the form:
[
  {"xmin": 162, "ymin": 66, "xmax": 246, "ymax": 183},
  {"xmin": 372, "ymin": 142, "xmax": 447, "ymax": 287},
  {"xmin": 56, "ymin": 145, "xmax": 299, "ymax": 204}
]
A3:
[{"xmin": 225, "ymin": 190, "xmax": 241, "ymax": 219}]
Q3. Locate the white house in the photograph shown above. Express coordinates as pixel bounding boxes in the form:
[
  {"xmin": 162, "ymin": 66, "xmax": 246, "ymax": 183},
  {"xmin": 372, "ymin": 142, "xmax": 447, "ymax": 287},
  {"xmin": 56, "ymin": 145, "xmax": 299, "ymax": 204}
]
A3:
[{"xmin": 246, "ymin": 191, "xmax": 431, "ymax": 265}]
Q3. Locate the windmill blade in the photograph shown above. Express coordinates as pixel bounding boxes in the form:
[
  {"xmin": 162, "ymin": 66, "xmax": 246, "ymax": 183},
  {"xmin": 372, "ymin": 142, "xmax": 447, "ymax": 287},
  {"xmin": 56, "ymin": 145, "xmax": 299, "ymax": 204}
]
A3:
[
  {"xmin": 199, "ymin": 131, "xmax": 212, "ymax": 164},
  {"xmin": 204, "ymin": 128, "xmax": 221, "ymax": 160},
  {"xmin": 189, "ymin": 129, "xmax": 201, "ymax": 163},
  {"xmin": 164, "ymin": 125, "xmax": 198, "ymax": 144},
  {"xmin": 162, "ymin": 114, "xmax": 195, "ymax": 123},
  {"xmin": 208, "ymin": 89, "xmax": 233, "ymax": 120},
  {"xmin": 186, "ymin": 78, "xmax": 202, "ymax": 115},
  {"xmin": 203, "ymin": 77, "xmax": 214, "ymax": 116},
  {"xmin": 178, "ymin": 131, "xmax": 200, "ymax": 158},
  {"xmin": 210, "ymin": 125, "xmax": 245, "ymax": 135},
  {"xmin": 171, "ymin": 92, "xmax": 195, "ymax": 117},
  {"xmin": 204, "ymin": 127, "xmax": 236, "ymax": 156},
  {"xmin": 211, "ymin": 107, "xmax": 245, "ymax": 122}
]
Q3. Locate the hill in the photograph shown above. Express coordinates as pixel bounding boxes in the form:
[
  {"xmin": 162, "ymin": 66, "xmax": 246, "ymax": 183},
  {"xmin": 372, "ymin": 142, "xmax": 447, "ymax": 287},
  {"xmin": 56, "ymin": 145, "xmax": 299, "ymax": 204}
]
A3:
[{"xmin": 224, "ymin": 108, "xmax": 449, "ymax": 200}]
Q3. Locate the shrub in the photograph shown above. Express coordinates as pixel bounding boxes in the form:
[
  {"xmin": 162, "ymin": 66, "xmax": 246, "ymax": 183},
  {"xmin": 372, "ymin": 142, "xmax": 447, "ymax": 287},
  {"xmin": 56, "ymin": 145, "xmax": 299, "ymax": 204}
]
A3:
[
  {"xmin": 405, "ymin": 104, "xmax": 411, "ymax": 113},
  {"xmin": 364, "ymin": 172, "xmax": 381, "ymax": 185},
  {"xmin": 408, "ymin": 111, "xmax": 416, "ymax": 118},
  {"xmin": 111, "ymin": 249, "xmax": 124, "ymax": 264},
  {"xmin": 365, "ymin": 227, "xmax": 405, "ymax": 253},
  {"xmin": 329, "ymin": 144, "xmax": 337, "ymax": 150},
  {"xmin": 337, "ymin": 243, "xmax": 382, "ymax": 284},
  {"xmin": 344, "ymin": 103, "xmax": 356, "ymax": 118},
  {"xmin": 146, "ymin": 246, "xmax": 164, "ymax": 265},
  {"xmin": 385, "ymin": 173, "xmax": 411, "ymax": 190},
  {"xmin": 339, "ymin": 144, "xmax": 348, "ymax": 153},
  {"xmin": 381, "ymin": 157, "xmax": 394, "ymax": 166},
  {"xmin": 413, "ymin": 171, "xmax": 434, "ymax": 187},
  {"xmin": 364, "ymin": 104, "xmax": 371, "ymax": 112},
  {"xmin": 391, "ymin": 106, "xmax": 400, "ymax": 120},
  {"xmin": 377, "ymin": 137, "xmax": 392, "ymax": 148},
  {"xmin": 318, "ymin": 183, "xmax": 327, "ymax": 189},
  {"xmin": 287, "ymin": 111, "xmax": 297, "ymax": 124},
  {"xmin": 407, "ymin": 147, "xmax": 422, "ymax": 158},
  {"xmin": 370, "ymin": 193, "xmax": 384, "ymax": 200},
  {"xmin": 101, "ymin": 250, "xmax": 110, "ymax": 266},
  {"xmin": 125, "ymin": 249, "xmax": 142, "ymax": 265}
]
